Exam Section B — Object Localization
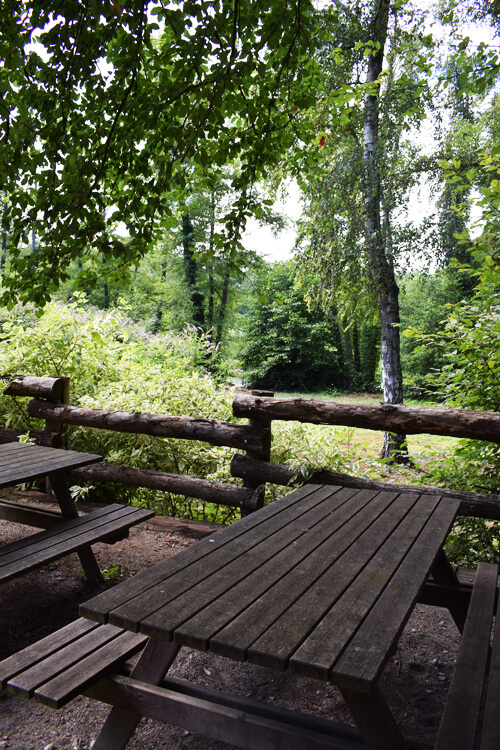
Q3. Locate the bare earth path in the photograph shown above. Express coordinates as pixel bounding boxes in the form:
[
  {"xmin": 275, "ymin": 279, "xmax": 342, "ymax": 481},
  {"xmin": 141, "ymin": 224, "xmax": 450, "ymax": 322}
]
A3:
[{"xmin": 0, "ymin": 491, "xmax": 461, "ymax": 750}]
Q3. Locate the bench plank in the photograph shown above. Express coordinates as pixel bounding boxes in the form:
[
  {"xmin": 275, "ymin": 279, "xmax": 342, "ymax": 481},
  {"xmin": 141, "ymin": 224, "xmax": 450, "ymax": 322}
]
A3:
[
  {"xmin": 0, "ymin": 505, "xmax": 153, "ymax": 583},
  {"xmin": 8, "ymin": 623, "xmax": 124, "ymax": 697},
  {"xmin": 0, "ymin": 618, "xmax": 98, "ymax": 689},
  {"xmin": 479, "ymin": 566, "xmax": 500, "ymax": 750},
  {"xmin": 435, "ymin": 562, "xmax": 498, "ymax": 750},
  {"xmin": 0, "ymin": 616, "xmax": 147, "ymax": 709},
  {"xmin": 35, "ymin": 629, "xmax": 147, "ymax": 708}
]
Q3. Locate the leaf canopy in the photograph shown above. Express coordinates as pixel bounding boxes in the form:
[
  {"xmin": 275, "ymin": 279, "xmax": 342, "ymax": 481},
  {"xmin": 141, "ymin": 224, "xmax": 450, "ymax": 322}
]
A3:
[{"xmin": 0, "ymin": 0, "xmax": 320, "ymax": 305}]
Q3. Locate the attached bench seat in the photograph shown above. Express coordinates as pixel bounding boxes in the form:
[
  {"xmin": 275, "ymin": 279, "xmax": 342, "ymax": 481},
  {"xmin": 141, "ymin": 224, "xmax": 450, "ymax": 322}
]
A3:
[
  {"xmin": 0, "ymin": 617, "xmax": 147, "ymax": 708},
  {"xmin": 435, "ymin": 561, "xmax": 500, "ymax": 750},
  {"xmin": 0, "ymin": 503, "xmax": 153, "ymax": 584},
  {"xmin": 0, "ymin": 619, "xmax": 373, "ymax": 750}
]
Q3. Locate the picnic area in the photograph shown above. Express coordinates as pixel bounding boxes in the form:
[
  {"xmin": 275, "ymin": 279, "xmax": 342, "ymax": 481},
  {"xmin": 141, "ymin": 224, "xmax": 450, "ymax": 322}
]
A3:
[{"xmin": 0, "ymin": 487, "xmax": 462, "ymax": 750}]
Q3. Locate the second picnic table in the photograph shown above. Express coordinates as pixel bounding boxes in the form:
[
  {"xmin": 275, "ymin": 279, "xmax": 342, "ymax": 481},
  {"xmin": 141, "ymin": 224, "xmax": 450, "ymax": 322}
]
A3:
[
  {"xmin": 80, "ymin": 482, "xmax": 461, "ymax": 749},
  {"xmin": 0, "ymin": 442, "xmax": 153, "ymax": 584}
]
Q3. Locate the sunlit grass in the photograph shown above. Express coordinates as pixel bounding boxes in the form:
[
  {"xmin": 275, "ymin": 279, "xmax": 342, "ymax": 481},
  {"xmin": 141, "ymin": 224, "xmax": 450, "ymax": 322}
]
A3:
[{"xmin": 270, "ymin": 390, "xmax": 460, "ymax": 486}]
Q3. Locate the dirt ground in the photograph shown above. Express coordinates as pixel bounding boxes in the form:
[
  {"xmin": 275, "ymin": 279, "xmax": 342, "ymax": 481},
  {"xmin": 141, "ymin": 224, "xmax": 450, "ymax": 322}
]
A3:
[{"xmin": 0, "ymin": 492, "xmax": 462, "ymax": 750}]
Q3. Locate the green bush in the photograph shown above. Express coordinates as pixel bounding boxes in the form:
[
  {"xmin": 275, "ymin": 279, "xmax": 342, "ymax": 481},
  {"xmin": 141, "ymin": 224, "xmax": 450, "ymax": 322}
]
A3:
[
  {"xmin": 404, "ymin": 246, "xmax": 500, "ymax": 567},
  {"xmin": 241, "ymin": 263, "xmax": 351, "ymax": 392},
  {"xmin": 0, "ymin": 297, "xmax": 239, "ymax": 521}
]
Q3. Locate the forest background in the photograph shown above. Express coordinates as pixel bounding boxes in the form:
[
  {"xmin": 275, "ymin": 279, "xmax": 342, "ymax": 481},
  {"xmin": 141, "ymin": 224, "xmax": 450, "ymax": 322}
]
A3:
[{"xmin": 1, "ymin": 0, "xmax": 500, "ymax": 565}]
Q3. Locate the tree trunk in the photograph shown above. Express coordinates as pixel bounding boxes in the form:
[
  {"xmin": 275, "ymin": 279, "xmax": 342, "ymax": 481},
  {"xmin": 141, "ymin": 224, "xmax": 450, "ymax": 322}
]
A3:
[
  {"xmin": 363, "ymin": 0, "xmax": 407, "ymax": 461},
  {"xmin": 182, "ymin": 212, "xmax": 205, "ymax": 329},
  {"xmin": 1, "ymin": 198, "xmax": 7, "ymax": 273},
  {"xmin": 216, "ymin": 256, "xmax": 231, "ymax": 346}
]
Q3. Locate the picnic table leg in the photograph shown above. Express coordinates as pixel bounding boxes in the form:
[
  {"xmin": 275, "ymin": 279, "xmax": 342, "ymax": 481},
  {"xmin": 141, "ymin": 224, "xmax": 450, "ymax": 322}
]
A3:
[
  {"xmin": 340, "ymin": 684, "xmax": 408, "ymax": 749},
  {"xmin": 430, "ymin": 548, "xmax": 467, "ymax": 632},
  {"xmin": 91, "ymin": 638, "xmax": 180, "ymax": 750},
  {"xmin": 49, "ymin": 472, "xmax": 103, "ymax": 583}
]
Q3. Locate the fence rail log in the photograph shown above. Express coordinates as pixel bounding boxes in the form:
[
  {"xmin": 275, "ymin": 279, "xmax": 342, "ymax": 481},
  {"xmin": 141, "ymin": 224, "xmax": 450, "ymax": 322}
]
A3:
[
  {"xmin": 72, "ymin": 463, "xmax": 256, "ymax": 509},
  {"xmin": 0, "ymin": 428, "xmax": 62, "ymax": 448},
  {"xmin": 28, "ymin": 400, "xmax": 270, "ymax": 455},
  {"xmin": 232, "ymin": 393, "xmax": 500, "ymax": 444},
  {"xmin": 230, "ymin": 453, "xmax": 500, "ymax": 521},
  {"xmin": 3, "ymin": 376, "xmax": 63, "ymax": 401}
]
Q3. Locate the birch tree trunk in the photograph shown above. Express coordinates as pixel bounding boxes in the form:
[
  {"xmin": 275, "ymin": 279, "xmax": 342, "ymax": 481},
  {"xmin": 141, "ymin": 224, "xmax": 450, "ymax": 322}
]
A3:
[{"xmin": 363, "ymin": 0, "xmax": 407, "ymax": 460}]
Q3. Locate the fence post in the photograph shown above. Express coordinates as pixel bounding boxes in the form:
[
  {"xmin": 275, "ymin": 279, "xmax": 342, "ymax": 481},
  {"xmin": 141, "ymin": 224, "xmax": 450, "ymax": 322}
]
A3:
[
  {"xmin": 241, "ymin": 389, "xmax": 273, "ymax": 516},
  {"xmin": 45, "ymin": 376, "xmax": 70, "ymax": 494}
]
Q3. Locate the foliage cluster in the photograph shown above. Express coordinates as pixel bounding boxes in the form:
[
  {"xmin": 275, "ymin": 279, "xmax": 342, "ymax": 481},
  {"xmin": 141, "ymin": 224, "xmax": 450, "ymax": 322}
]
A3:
[
  {"xmin": 0, "ymin": 298, "xmax": 359, "ymax": 522},
  {"xmin": 241, "ymin": 262, "xmax": 380, "ymax": 393},
  {"xmin": 0, "ymin": 298, "xmax": 239, "ymax": 522},
  {"xmin": 402, "ymin": 150, "xmax": 500, "ymax": 566}
]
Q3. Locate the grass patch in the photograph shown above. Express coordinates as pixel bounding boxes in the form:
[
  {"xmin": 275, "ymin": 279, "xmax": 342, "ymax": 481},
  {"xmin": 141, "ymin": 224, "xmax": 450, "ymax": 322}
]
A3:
[{"xmin": 270, "ymin": 391, "xmax": 460, "ymax": 487}]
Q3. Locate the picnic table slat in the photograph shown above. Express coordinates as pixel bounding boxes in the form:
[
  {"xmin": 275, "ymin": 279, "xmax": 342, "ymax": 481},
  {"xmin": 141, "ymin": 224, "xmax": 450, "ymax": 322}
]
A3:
[
  {"xmin": 80, "ymin": 483, "xmax": 334, "ymax": 623},
  {"xmin": 144, "ymin": 489, "xmax": 381, "ymax": 646},
  {"xmin": 106, "ymin": 485, "xmax": 350, "ymax": 632},
  {"xmin": 176, "ymin": 489, "xmax": 382, "ymax": 652},
  {"xmin": 331, "ymin": 495, "xmax": 460, "ymax": 689},
  {"xmin": 244, "ymin": 492, "xmax": 423, "ymax": 673},
  {"xmin": 289, "ymin": 494, "xmax": 444, "ymax": 683},
  {"xmin": 206, "ymin": 490, "xmax": 399, "ymax": 662},
  {"xmin": 0, "ymin": 443, "xmax": 102, "ymax": 488}
]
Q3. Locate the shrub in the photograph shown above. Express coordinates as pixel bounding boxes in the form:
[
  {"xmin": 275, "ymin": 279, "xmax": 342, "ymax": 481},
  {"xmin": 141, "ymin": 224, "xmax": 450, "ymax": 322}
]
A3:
[{"xmin": 0, "ymin": 297, "xmax": 238, "ymax": 521}]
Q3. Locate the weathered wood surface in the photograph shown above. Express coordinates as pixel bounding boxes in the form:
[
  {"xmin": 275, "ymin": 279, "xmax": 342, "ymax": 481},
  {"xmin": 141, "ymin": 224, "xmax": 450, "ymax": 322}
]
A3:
[
  {"xmin": 72, "ymin": 463, "xmax": 257, "ymax": 510},
  {"xmin": 435, "ymin": 562, "xmax": 498, "ymax": 750},
  {"xmin": 0, "ymin": 498, "xmax": 63, "ymax": 529},
  {"xmin": 481, "ymin": 564, "xmax": 500, "ymax": 750},
  {"xmin": 85, "ymin": 672, "xmax": 370, "ymax": 750},
  {"xmin": 233, "ymin": 391, "xmax": 500, "ymax": 443},
  {"xmin": 2, "ymin": 616, "xmax": 146, "ymax": 708},
  {"xmin": 230, "ymin": 453, "xmax": 500, "ymax": 521},
  {"xmin": 82, "ymin": 484, "xmax": 458, "ymax": 695},
  {"xmin": 0, "ymin": 428, "xmax": 62, "ymax": 447},
  {"xmin": 241, "ymin": 390, "xmax": 274, "ymax": 514},
  {"xmin": 0, "ymin": 442, "xmax": 102, "ymax": 489},
  {"xmin": 0, "ymin": 504, "xmax": 153, "ymax": 584},
  {"xmin": 3, "ymin": 376, "xmax": 63, "ymax": 401},
  {"xmin": 28, "ymin": 399, "xmax": 270, "ymax": 455}
]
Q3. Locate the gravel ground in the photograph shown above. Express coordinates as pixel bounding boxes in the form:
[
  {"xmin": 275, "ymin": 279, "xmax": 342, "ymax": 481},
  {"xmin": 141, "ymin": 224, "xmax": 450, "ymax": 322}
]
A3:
[{"xmin": 0, "ymin": 492, "xmax": 462, "ymax": 750}]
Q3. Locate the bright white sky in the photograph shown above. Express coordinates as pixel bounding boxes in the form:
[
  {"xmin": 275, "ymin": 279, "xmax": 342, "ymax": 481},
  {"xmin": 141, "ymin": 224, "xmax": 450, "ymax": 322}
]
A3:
[{"xmin": 242, "ymin": 181, "xmax": 302, "ymax": 262}]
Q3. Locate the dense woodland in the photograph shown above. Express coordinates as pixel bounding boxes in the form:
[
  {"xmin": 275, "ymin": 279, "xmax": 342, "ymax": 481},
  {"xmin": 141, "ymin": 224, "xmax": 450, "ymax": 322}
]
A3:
[{"xmin": 1, "ymin": 0, "xmax": 500, "ymax": 556}]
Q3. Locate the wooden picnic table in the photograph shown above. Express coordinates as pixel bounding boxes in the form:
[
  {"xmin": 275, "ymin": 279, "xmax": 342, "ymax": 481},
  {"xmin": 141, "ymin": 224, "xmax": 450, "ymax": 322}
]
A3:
[
  {"xmin": 0, "ymin": 442, "xmax": 153, "ymax": 584},
  {"xmin": 79, "ymin": 482, "xmax": 461, "ymax": 749}
]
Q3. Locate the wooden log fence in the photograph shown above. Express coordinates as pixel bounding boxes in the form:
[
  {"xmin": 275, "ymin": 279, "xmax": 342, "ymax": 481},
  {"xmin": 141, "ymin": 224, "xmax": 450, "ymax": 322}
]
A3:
[
  {"xmin": 4, "ymin": 376, "xmax": 500, "ymax": 520},
  {"xmin": 1, "ymin": 376, "xmax": 265, "ymax": 515},
  {"xmin": 27, "ymin": 399, "xmax": 269, "ymax": 455},
  {"xmin": 72, "ymin": 463, "xmax": 256, "ymax": 511},
  {"xmin": 230, "ymin": 453, "xmax": 500, "ymax": 521},
  {"xmin": 2, "ymin": 375, "xmax": 65, "ymax": 401},
  {"xmin": 233, "ymin": 391, "xmax": 500, "ymax": 444}
]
